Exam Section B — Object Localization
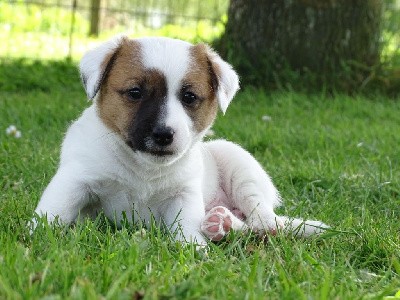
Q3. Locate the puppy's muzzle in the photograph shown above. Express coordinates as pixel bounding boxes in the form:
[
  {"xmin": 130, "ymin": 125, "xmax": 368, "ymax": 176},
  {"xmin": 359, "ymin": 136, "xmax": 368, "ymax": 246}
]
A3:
[{"xmin": 152, "ymin": 125, "xmax": 175, "ymax": 147}]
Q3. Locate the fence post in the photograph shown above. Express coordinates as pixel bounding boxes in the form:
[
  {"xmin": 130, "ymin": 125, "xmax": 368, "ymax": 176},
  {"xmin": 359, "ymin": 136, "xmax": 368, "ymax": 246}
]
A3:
[
  {"xmin": 89, "ymin": 0, "xmax": 101, "ymax": 37},
  {"xmin": 68, "ymin": 0, "xmax": 77, "ymax": 60}
]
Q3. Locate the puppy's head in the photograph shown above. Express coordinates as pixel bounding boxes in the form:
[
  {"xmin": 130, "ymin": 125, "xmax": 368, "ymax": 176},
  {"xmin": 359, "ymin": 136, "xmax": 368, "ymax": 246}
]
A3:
[{"xmin": 80, "ymin": 35, "xmax": 239, "ymax": 165}]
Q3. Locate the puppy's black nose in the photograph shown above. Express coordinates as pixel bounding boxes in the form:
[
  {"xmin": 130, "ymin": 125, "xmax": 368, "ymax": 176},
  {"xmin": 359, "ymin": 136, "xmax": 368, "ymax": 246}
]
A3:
[{"xmin": 152, "ymin": 126, "xmax": 174, "ymax": 146}]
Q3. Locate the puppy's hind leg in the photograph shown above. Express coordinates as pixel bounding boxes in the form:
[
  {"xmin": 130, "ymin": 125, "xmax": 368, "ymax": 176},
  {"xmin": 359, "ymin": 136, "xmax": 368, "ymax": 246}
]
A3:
[
  {"xmin": 280, "ymin": 216, "xmax": 330, "ymax": 237},
  {"xmin": 201, "ymin": 206, "xmax": 248, "ymax": 241},
  {"xmin": 205, "ymin": 140, "xmax": 283, "ymax": 235},
  {"xmin": 204, "ymin": 140, "xmax": 330, "ymax": 238}
]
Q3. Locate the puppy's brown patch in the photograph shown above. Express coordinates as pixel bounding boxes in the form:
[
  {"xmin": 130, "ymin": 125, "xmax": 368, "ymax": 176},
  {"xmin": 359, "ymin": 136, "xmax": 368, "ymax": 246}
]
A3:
[
  {"xmin": 185, "ymin": 44, "xmax": 219, "ymax": 133},
  {"xmin": 96, "ymin": 39, "xmax": 169, "ymax": 152},
  {"xmin": 96, "ymin": 38, "xmax": 143, "ymax": 138}
]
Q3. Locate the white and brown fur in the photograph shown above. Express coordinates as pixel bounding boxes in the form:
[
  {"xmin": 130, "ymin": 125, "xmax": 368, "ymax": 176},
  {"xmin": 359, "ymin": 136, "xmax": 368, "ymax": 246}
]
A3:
[{"xmin": 33, "ymin": 35, "xmax": 328, "ymax": 244}]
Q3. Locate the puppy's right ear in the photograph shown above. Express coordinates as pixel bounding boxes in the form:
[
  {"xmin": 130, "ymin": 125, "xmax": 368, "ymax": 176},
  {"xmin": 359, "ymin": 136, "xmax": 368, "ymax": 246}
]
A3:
[{"xmin": 79, "ymin": 35, "xmax": 126, "ymax": 100}]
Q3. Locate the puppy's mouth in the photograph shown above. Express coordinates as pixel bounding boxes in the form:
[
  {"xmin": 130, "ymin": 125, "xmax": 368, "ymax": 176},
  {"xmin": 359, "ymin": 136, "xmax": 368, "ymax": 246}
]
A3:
[
  {"xmin": 148, "ymin": 150, "xmax": 174, "ymax": 156},
  {"xmin": 125, "ymin": 140, "xmax": 175, "ymax": 157}
]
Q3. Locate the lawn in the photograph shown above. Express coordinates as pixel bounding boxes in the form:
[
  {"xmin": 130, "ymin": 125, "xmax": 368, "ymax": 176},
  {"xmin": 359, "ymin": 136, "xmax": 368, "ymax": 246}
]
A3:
[{"xmin": 0, "ymin": 60, "xmax": 399, "ymax": 299}]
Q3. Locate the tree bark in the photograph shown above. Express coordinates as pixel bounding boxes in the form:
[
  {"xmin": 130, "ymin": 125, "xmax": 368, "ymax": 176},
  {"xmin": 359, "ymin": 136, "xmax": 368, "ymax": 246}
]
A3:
[{"xmin": 217, "ymin": 0, "xmax": 383, "ymax": 90}]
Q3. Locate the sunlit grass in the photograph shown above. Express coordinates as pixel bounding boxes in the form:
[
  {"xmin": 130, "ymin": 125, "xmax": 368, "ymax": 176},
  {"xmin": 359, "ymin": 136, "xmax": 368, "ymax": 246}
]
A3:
[
  {"xmin": 0, "ymin": 0, "xmax": 226, "ymax": 62},
  {"xmin": 0, "ymin": 18, "xmax": 225, "ymax": 60}
]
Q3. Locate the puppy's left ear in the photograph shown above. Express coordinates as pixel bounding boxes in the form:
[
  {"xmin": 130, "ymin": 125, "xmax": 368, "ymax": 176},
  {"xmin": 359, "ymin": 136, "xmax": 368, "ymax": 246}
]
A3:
[{"xmin": 206, "ymin": 46, "xmax": 240, "ymax": 114}]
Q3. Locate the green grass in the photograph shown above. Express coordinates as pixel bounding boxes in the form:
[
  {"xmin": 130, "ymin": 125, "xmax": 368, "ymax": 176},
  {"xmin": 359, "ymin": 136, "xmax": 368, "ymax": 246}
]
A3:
[{"xmin": 0, "ymin": 60, "xmax": 399, "ymax": 299}]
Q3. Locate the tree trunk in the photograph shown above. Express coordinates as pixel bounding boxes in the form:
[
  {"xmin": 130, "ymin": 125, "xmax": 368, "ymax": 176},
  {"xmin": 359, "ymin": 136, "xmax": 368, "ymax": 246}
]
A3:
[
  {"xmin": 217, "ymin": 0, "xmax": 383, "ymax": 90},
  {"xmin": 89, "ymin": 0, "xmax": 101, "ymax": 37}
]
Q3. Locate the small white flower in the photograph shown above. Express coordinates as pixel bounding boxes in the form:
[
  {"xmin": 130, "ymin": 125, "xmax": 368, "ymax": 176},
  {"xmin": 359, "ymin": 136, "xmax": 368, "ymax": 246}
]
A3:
[
  {"xmin": 6, "ymin": 125, "xmax": 16, "ymax": 135},
  {"xmin": 357, "ymin": 142, "xmax": 363, "ymax": 147},
  {"xmin": 262, "ymin": 115, "xmax": 272, "ymax": 122},
  {"xmin": 5, "ymin": 125, "xmax": 21, "ymax": 138}
]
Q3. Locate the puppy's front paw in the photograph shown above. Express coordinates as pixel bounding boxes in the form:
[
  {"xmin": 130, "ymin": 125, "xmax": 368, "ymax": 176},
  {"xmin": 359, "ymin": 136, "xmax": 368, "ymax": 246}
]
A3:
[
  {"xmin": 247, "ymin": 212, "xmax": 284, "ymax": 236},
  {"xmin": 201, "ymin": 206, "xmax": 232, "ymax": 241}
]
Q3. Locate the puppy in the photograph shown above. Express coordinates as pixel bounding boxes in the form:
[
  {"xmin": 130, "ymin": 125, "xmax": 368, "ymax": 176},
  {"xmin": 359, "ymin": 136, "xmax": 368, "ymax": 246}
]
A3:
[{"xmin": 33, "ymin": 35, "xmax": 328, "ymax": 244}]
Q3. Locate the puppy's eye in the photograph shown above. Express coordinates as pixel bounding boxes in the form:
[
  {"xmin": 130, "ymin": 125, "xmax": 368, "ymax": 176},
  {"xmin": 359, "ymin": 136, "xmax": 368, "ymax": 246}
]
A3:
[
  {"xmin": 127, "ymin": 87, "xmax": 142, "ymax": 101},
  {"xmin": 182, "ymin": 91, "xmax": 198, "ymax": 106}
]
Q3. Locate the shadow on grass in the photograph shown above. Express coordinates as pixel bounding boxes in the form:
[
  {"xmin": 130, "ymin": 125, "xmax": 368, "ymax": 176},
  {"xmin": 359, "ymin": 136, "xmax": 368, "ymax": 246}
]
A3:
[{"xmin": 0, "ymin": 58, "xmax": 81, "ymax": 93}]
